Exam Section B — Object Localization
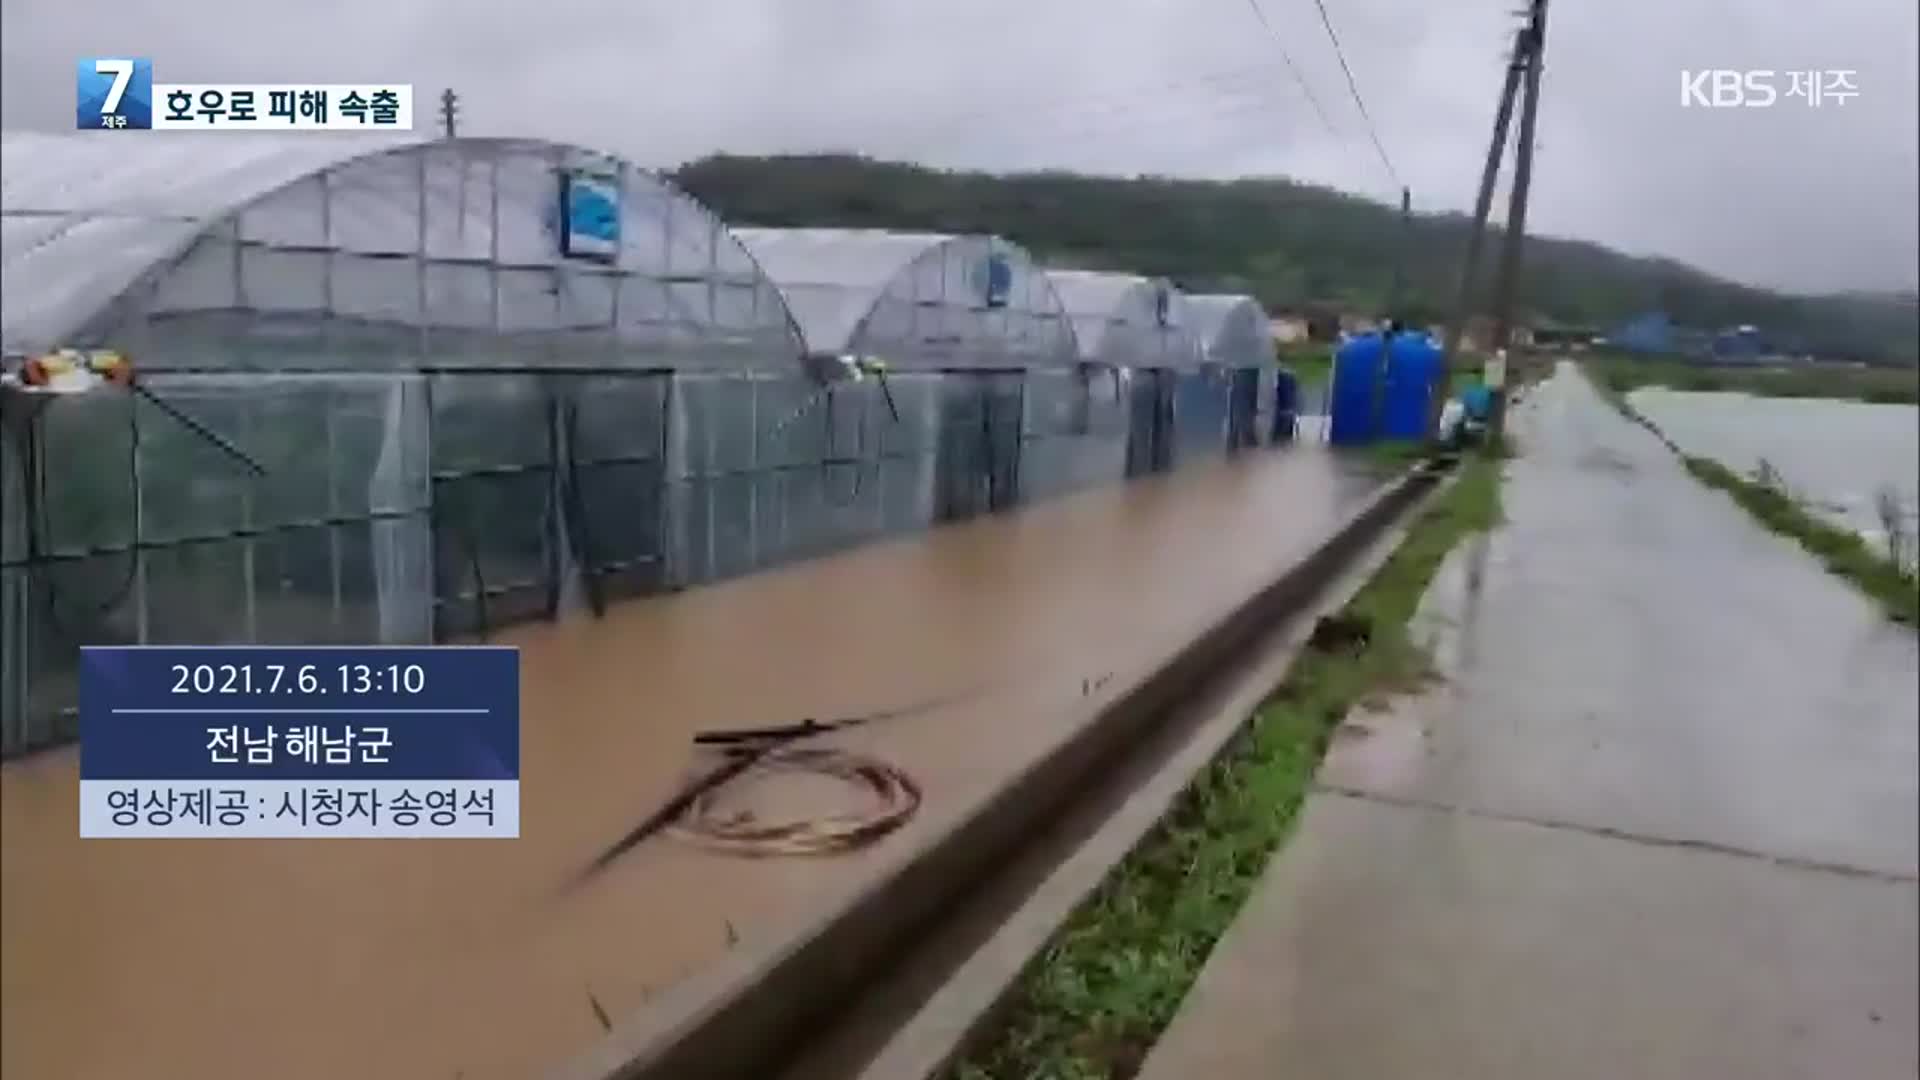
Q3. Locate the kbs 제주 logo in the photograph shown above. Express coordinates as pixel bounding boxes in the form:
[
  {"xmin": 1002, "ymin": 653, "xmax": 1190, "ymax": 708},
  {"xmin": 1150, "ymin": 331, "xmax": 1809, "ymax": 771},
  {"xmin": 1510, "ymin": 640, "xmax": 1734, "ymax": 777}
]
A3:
[{"xmin": 77, "ymin": 57, "xmax": 153, "ymax": 129}]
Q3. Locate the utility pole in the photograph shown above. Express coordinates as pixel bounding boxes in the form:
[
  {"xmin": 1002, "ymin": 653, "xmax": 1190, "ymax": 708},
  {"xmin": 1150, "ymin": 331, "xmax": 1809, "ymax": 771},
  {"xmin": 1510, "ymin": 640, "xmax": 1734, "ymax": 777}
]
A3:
[
  {"xmin": 1428, "ymin": 26, "xmax": 1530, "ymax": 440},
  {"xmin": 439, "ymin": 88, "xmax": 460, "ymax": 139},
  {"xmin": 1389, "ymin": 185, "xmax": 1411, "ymax": 321},
  {"xmin": 1485, "ymin": 0, "xmax": 1548, "ymax": 444}
]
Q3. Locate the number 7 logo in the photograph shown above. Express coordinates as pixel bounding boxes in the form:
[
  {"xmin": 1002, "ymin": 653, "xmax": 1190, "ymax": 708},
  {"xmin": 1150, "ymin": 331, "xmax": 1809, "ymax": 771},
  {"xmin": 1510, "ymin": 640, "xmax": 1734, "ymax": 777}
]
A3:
[
  {"xmin": 95, "ymin": 59, "xmax": 134, "ymax": 112},
  {"xmin": 76, "ymin": 57, "xmax": 153, "ymax": 130}
]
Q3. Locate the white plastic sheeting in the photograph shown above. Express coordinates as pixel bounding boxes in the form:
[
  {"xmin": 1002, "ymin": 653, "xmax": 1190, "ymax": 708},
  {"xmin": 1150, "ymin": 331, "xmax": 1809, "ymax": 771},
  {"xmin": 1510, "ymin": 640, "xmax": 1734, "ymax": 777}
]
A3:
[
  {"xmin": 1020, "ymin": 367, "xmax": 1130, "ymax": 501},
  {"xmin": 2, "ymin": 133, "xmax": 804, "ymax": 370},
  {"xmin": 1, "ymin": 373, "xmax": 432, "ymax": 753},
  {"xmin": 733, "ymin": 227, "xmax": 1078, "ymax": 370},
  {"xmin": 1185, "ymin": 293, "xmax": 1273, "ymax": 369},
  {"xmin": 3, "ymin": 132, "xmax": 422, "ymax": 352},
  {"xmin": 1043, "ymin": 270, "xmax": 1203, "ymax": 370},
  {"xmin": 1185, "ymin": 293, "xmax": 1278, "ymax": 452},
  {"xmin": 664, "ymin": 371, "xmax": 941, "ymax": 585}
]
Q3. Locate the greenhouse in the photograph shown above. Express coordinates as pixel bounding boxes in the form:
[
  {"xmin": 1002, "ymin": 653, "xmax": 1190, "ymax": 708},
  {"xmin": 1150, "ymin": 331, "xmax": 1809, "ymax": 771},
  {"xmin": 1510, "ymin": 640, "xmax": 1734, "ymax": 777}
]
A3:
[
  {"xmin": 1186, "ymin": 293, "xmax": 1279, "ymax": 455},
  {"xmin": 1041, "ymin": 269, "xmax": 1204, "ymax": 488},
  {"xmin": 731, "ymin": 227, "xmax": 1087, "ymax": 524},
  {"xmin": 0, "ymin": 131, "xmax": 807, "ymax": 755}
]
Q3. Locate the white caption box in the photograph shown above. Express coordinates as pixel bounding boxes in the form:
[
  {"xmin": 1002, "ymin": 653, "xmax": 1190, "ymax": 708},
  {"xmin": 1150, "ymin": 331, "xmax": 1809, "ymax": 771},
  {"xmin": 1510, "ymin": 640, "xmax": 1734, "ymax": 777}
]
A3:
[
  {"xmin": 151, "ymin": 84, "xmax": 414, "ymax": 131},
  {"xmin": 80, "ymin": 780, "xmax": 518, "ymax": 838}
]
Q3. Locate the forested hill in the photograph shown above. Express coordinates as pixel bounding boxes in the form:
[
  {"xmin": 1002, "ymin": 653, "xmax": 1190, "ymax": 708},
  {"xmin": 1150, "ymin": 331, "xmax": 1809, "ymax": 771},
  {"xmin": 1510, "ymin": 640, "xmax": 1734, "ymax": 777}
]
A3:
[{"xmin": 673, "ymin": 153, "xmax": 1919, "ymax": 364}]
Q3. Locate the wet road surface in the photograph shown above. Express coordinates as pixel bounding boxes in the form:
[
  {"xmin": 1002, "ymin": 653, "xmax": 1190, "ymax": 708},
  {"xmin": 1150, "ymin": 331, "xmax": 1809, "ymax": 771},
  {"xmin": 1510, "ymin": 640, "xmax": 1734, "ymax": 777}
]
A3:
[
  {"xmin": 1, "ymin": 445, "xmax": 1383, "ymax": 1080},
  {"xmin": 1139, "ymin": 366, "xmax": 1919, "ymax": 1080}
]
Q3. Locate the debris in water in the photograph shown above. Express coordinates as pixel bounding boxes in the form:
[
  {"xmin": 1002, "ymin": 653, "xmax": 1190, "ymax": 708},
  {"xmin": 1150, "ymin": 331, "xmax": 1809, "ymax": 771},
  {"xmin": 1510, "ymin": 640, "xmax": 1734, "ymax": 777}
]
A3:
[{"xmin": 588, "ymin": 989, "xmax": 612, "ymax": 1033}]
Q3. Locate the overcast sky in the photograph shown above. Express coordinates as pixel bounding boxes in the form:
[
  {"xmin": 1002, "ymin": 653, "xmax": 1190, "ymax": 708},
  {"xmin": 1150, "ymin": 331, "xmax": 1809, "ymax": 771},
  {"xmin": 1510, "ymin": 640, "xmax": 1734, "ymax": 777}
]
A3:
[{"xmin": 5, "ymin": 0, "xmax": 1915, "ymax": 295}]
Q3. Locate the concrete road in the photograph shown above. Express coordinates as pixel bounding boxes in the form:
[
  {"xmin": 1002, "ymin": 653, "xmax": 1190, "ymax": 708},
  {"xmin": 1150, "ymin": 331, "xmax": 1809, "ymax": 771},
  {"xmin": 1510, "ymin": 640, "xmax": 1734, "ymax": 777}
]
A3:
[{"xmin": 1139, "ymin": 365, "xmax": 1919, "ymax": 1080}]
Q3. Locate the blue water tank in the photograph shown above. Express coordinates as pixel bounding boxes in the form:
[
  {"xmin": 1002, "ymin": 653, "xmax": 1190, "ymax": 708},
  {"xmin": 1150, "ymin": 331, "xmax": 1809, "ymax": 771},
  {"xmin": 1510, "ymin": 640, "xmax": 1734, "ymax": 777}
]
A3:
[
  {"xmin": 1330, "ymin": 331, "xmax": 1443, "ymax": 444},
  {"xmin": 1328, "ymin": 333, "xmax": 1386, "ymax": 446},
  {"xmin": 1380, "ymin": 332, "xmax": 1442, "ymax": 440}
]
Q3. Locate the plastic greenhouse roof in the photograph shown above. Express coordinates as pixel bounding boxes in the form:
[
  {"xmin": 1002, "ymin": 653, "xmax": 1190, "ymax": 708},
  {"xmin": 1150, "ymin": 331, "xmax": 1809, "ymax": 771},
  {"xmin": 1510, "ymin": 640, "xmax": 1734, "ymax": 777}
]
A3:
[
  {"xmin": 2, "ymin": 130, "xmax": 427, "ymax": 351},
  {"xmin": 1185, "ymin": 293, "xmax": 1272, "ymax": 365},
  {"xmin": 1043, "ymin": 269, "xmax": 1158, "ymax": 359},
  {"xmin": 1184, "ymin": 293, "xmax": 1262, "ymax": 329},
  {"xmin": 732, "ymin": 227, "xmax": 955, "ymax": 355}
]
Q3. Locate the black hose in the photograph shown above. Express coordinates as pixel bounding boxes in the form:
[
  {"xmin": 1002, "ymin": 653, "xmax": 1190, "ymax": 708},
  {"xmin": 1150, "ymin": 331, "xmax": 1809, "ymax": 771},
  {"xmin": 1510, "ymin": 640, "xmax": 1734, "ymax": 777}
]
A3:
[
  {"xmin": 131, "ymin": 380, "xmax": 265, "ymax": 476},
  {"xmin": 874, "ymin": 368, "xmax": 901, "ymax": 423}
]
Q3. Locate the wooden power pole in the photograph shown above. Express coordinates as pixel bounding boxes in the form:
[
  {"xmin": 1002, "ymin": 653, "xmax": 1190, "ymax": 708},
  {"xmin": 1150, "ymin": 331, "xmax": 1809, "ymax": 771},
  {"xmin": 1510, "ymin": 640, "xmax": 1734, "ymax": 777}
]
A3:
[
  {"xmin": 439, "ymin": 88, "xmax": 460, "ymax": 139},
  {"xmin": 1389, "ymin": 185, "xmax": 1411, "ymax": 320},
  {"xmin": 1429, "ymin": 26, "xmax": 1530, "ymax": 440},
  {"xmin": 1485, "ymin": 0, "xmax": 1549, "ymax": 444}
]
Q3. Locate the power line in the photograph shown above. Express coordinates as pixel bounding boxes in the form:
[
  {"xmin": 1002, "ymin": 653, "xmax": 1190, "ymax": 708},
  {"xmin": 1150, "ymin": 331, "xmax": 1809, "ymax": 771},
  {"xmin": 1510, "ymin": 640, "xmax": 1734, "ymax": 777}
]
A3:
[
  {"xmin": 905, "ymin": 60, "xmax": 1299, "ymax": 153},
  {"xmin": 1238, "ymin": 0, "xmax": 1341, "ymax": 136},
  {"xmin": 1304, "ymin": 0, "xmax": 1401, "ymax": 189}
]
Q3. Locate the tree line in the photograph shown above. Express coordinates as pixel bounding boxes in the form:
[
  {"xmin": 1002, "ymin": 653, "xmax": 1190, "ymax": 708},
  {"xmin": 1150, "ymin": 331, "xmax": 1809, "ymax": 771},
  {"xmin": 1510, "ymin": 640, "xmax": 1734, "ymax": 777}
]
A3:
[{"xmin": 673, "ymin": 153, "xmax": 1919, "ymax": 366}]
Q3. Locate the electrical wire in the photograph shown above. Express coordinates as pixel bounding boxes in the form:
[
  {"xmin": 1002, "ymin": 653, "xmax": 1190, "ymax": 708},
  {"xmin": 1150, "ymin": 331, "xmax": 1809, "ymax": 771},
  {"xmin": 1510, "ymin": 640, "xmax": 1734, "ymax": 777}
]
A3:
[
  {"xmin": 1238, "ymin": 0, "xmax": 1341, "ymax": 136},
  {"xmin": 1304, "ymin": 0, "xmax": 1403, "ymax": 190},
  {"xmin": 902, "ymin": 60, "xmax": 1303, "ymax": 153}
]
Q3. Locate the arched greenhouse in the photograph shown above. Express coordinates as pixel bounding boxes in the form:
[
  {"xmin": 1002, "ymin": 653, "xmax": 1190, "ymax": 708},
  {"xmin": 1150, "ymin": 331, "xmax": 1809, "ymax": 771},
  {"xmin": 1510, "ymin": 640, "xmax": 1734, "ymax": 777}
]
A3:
[
  {"xmin": 1042, "ymin": 269, "xmax": 1205, "ymax": 487},
  {"xmin": 732, "ymin": 227, "xmax": 1086, "ymax": 523},
  {"xmin": 0, "ymin": 132, "xmax": 807, "ymax": 755},
  {"xmin": 1185, "ymin": 293, "xmax": 1278, "ymax": 455}
]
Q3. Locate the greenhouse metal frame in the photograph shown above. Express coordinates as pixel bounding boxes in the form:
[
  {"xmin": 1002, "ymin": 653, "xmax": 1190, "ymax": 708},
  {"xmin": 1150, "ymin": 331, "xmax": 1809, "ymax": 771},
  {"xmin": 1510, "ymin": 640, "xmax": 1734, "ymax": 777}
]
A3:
[
  {"xmin": 1040, "ymin": 269, "xmax": 1268, "ymax": 477},
  {"xmin": 731, "ymin": 227, "xmax": 1093, "ymax": 523},
  {"xmin": 1, "ymin": 131, "xmax": 808, "ymax": 755},
  {"xmin": 1, "ymin": 133, "xmax": 1291, "ymax": 760}
]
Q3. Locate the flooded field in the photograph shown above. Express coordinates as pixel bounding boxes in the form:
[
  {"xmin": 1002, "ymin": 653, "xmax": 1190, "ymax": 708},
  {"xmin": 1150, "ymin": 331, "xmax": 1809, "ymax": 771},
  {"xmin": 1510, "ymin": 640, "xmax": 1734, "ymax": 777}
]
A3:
[
  {"xmin": 1628, "ymin": 389, "xmax": 1920, "ymax": 560},
  {"xmin": 1, "ymin": 445, "xmax": 1383, "ymax": 1080}
]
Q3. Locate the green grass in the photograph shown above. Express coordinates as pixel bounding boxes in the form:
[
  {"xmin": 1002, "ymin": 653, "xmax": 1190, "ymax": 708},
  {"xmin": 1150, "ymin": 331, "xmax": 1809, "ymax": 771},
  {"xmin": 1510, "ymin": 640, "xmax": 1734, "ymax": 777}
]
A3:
[
  {"xmin": 1587, "ymin": 352, "xmax": 1919, "ymax": 405},
  {"xmin": 946, "ymin": 454, "xmax": 1506, "ymax": 1080},
  {"xmin": 1355, "ymin": 439, "xmax": 1433, "ymax": 471},
  {"xmin": 1277, "ymin": 345, "xmax": 1331, "ymax": 392},
  {"xmin": 1581, "ymin": 363, "xmax": 1919, "ymax": 627},
  {"xmin": 1680, "ymin": 456, "xmax": 1918, "ymax": 626}
]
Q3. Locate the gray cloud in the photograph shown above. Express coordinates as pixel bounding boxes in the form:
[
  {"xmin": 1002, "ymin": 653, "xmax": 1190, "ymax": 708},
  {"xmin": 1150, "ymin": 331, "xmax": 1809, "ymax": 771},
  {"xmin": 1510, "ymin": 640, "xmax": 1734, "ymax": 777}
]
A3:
[{"xmin": 5, "ymin": 0, "xmax": 1914, "ymax": 293}]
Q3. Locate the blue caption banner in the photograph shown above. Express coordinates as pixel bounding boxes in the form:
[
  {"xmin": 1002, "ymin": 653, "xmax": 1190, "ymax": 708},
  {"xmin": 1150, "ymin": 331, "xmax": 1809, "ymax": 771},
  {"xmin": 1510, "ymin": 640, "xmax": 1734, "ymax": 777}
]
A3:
[
  {"xmin": 81, "ymin": 646, "xmax": 518, "ymax": 780},
  {"xmin": 78, "ymin": 646, "xmax": 519, "ymax": 839}
]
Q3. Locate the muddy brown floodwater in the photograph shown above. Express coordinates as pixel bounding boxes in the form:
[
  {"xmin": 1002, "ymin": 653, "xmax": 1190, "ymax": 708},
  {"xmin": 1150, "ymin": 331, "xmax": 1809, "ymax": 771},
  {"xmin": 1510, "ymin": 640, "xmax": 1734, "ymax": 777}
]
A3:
[{"xmin": 2, "ymin": 446, "xmax": 1383, "ymax": 1080}]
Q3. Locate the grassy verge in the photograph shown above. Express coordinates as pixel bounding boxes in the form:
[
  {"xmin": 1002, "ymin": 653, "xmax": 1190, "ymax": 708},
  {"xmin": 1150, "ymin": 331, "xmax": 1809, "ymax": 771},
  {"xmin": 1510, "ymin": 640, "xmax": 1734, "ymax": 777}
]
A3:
[
  {"xmin": 1586, "ymin": 351, "xmax": 1919, "ymax": 405},
  {"xmin": 1278, "ymin": 345, "xmax": 1331, "ymax": 392},
  {"xmin": 1679, "ymin": 456, "xmax": 1918, "ymax": 625},
  {"xmin": 946, "ymin": 454, "xmax": 1506, "ymax": 1080},
  {"xmin": 1356, "ymin": 439, "xmax": 1431, "ymax": 471},
  {"xmin": 1581, "ymin": 363, "xmax": 1918, "ymax": 627}
]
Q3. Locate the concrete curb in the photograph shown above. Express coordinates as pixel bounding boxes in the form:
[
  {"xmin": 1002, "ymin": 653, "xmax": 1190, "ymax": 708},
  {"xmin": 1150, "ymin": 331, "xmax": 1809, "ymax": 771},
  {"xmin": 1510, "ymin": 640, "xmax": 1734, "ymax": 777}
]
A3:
[
  {"xmin": 848, "ymin": 463, "xmax": 1467, "ymax": 1080},
  {"xmin": 552, "ymin": 461, "xmax": 1447, "ymax": 1080}
]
